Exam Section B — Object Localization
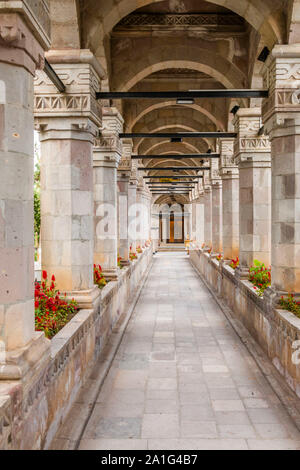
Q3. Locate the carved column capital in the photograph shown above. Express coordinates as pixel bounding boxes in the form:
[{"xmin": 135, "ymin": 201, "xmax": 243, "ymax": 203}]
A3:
[
  {"xmin": 34, "ymin": 49, "xmax": 103, "ymax": 128},
  {"xmin": 233, "ymin": 107, "xmax": 271, "ymax": 166},
  {"xmin": 0, "ymin": 12, "xmax": 45, "ymax": 74},
  {"xmin": 262, "ymin": 44, "xmax": 300, "ymax": 135}
]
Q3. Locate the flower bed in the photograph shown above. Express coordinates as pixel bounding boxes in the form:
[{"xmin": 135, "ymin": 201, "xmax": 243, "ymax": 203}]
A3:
[
  {"xmin": 35, "ymin": 271, "xmax": 78, "ymax": 339},
  {"xmin": 94, "ymin": 264, "xmax": 107, "ymax": 289},
  {"xmin": 248, "ymin": 260, "xmax": 271, "ymax": 296},
  {"xmin": 279, "ymin": 294, "xmax": 300, "ymax": 319},
  {"xmin": 230, "ymin": 256, "xmax": 239, "ymax": 269}
]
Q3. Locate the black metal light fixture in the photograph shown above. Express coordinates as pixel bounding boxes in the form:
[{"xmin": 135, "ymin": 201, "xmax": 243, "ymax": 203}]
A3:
[
  {"xmin": 131, "ymin": 153, "xmax": 220, "ymax": 159},
  {"xmin": 96, "ymin": 90, "xmax": 268, "ymax": 100},
  {"xmin": 176, "ymin": 98, "xmax": 195, "ymax": 105},
  {"xmin": 258, "ymin": 47, "xmax": 270, "ymax": 63},
  {"xmin": 44, "ymin": 60, "xmax": 66, "ymax": 93},
  {"xmin": 120, "ymin": 132, "xmax": 237, "ymax": 139},
  {"xmin": 138, "ymin": 167, "xmax": 209, "ymax": 171},
  {"xmin": 143, "ymin": 175, "xmax": 203, "ymax": 179},
  {"xmin": 170, "ymin": 137, "xmax": 182, "ymax": 143},
  {"xmin": 230, "ymin": 105, "xmax": 240, "ymax": 115}
]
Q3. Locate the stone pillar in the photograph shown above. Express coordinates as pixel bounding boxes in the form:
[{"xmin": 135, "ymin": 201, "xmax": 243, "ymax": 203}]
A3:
[
  {"xmin": 219, "ymin": 139, "xmax": 239, "ymax": 259},
  {"xmin": 234, "ymin": 108, "xmax": 271, "ymax": 276},
  {"xmin": 136, "ymin": 180, "xmax": 144, "ymax": 248},
  {"xmin": 151, "ymin": 202, "xmax": 160, "ymax": 252},
  {"xmin": 203, "ymin": 176, "xmax": 212, "ymax": 248},
  {"xmin": 128, "ymin": 160, "xmax": 138, "ymax": 253},
  {"xmin": 211, "ymin": 180, "xmax": 223, "ymax": 253},
  {"xmin": 93, "ymin": 108, "xmax": 123, "ymax": 280},
  {"xmin": 117, "ymin": 140, "xmax": 132, "ymax": 265},
  {"xmin": 262, "ymin": 45, "xmax": 300, "ymax": 295},
  {"xmin": 35, "ymin": 50, "xmax": 103, "ymax": 307},
  {"xmin": 196, "ymin": 191, "xmax": 205, "ymax": 247},
  {"xmin": 0, "ymin": 8, "xmax": 51, "ymax": 378}
]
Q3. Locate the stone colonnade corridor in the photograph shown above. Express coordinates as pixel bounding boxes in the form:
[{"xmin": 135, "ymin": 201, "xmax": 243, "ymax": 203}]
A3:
[{"xmin": 78, "ymin": 253, "xmax": 300, "ymax": 450}]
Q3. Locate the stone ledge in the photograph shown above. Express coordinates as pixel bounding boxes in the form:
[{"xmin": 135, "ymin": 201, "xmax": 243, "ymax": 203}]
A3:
[{"xmin": 0, "ymin": 245, "xmax": 153, "ymax": 449}]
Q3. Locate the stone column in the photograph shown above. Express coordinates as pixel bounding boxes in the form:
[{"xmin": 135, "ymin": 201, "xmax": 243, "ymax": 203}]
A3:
[
  {"xmin": 35, "ymin": 50, "xmax": 103, "ymax": 307},
  {"xmin": 219, "ymin": 139, "xmax": 239, "ymax": 259},
  {"xmin": 0, "ymin": 8, "xmax": 51, "ymax": 378},
  {"xmin": 128, "ymin": 160, "xmax": 138, "ymax": 253},
  {"xmin": 117, "ymin": 140, "xmax": 132, "ymax": 266},
  {"xmin": 136, "ymin": 180, "xmax": 144, "ymax": 248},
  {"xmin": 151, "ymin": 202, "xmax": 160, "ymax": 252},
  {"xmin": 262, "ymin": 45, "xmax": 300, "ymax": 295},
  {"xmin": 203, "ymin": 172, "xmax": 212, "ymax": 248},
  {"xmin": 211, "ymin": 180, "xmax": 223, "ymax": 253},
  {"xmin": 234, "ymin": 108, "xmax": 271, "ymax": 277},
  {"xmin": 93, "ymin": 108, "xmax": 123, "ymax": 280},
  {"xmin": 196, "ymin": 190, "xmax": 205, "ymax": 247}
]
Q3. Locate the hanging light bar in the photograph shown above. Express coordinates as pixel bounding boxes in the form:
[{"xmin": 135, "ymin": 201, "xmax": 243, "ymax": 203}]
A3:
[
  {"xmin": 120, "ymin": 132, "xmax": 236, "ymax": 139},
  {"xmin": 138, "ymin": 167, "xmax": 209, "ymax": 171},
  {"xmin": 96, "ymin": 90, "xmax": 268, "ymax": 100},
  {"xmin": 143, "ymin": 175, "xmax": 203, "ymax": 179},
  {"xmin": 132, "ymin": 154, "xmax": 220, "ymax": 159}
]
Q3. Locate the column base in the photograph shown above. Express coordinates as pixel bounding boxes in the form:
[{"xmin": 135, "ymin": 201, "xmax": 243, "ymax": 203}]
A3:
[
  {"xmin": 235, "ymin": 266, "xmax": 249, "ymax": 280},
  {"xmin": 120, "ymin": 260, "xmax": 130, "ymax": 267},
  {"xmin": 65, "ymin": 286, "xmax": 101, "ymax": 310},
  {"xmin": 0, "ymin": 332, "xmax": 51, "ymax": 381},
  {"xmin": 102, "ymin": 268, "xmax": 119, "ymax": 282}
]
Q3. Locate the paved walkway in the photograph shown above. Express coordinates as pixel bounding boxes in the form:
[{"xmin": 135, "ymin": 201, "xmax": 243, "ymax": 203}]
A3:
[{"xmin": 79, "ymin": 253, "xmax": 300, "ymax": 450}]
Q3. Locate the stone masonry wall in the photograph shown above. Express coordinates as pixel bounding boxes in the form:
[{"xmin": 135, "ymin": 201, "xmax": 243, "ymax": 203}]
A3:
[
  {"xmin": 190, "ymin": 248, "xmax": 300, "ymax": 400},
  {"xmin": 0, "ymin": 247, "xmax": 153, "ymax": 450}
]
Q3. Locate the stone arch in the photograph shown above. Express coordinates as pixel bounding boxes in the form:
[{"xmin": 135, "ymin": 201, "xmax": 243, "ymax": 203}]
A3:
[
  {"xmin": 140, "ymin": 138, "xmax": 207, "ymax": 156},
  {"xmin": 114, "ymin": 52, "xmax": 247, "ymax": 92},
  {"xmin": 126, "ymin": 101, "xmax": 226, "ymax": 132},
  {"xmin": 135, "ymin": 122, "xmax": 213, "ymax": 153},
  {"xmin": 81, "ymin": 0, "xmax": 286, "ymax": 78}
]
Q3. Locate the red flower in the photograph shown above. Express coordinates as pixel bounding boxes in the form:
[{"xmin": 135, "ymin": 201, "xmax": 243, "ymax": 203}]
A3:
[
  {"xmin": 42, "ymin": 270, "xmax": 47, "ymax": 280},
  {"xmin": 51, "ymin": 274, "xmax": 55, "ymax": 282}
]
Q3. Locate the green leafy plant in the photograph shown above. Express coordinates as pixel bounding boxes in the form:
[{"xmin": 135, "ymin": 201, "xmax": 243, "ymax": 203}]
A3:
[
  {"xmin": 34, "ymin": 160, "xmax": 41, "ymax": 245},
  {"xmin": 118, "ymin": 255, "xmax": 124, "ymax": 268},
  {"xmin": 216, "ymin": 253, "xmax": 223, "ymax": 262},
  {"xmin": 35, "ymin": 271, "xmax": 78, "ymax": 339},
  {"xmin": 136, "ymin": 245, "xmax": 143, "ymax": 254},
  {"xmin": 230, "ymin": 256, "xmax": 239, "ymax": 270},
  {"xmin": 249, "ymin": 260, "xmax": 271, "ymax": 296},
  {"xmin": 94, "ymin": 264, "xmax": 107, "ymax": 289},
  {"xmin": 279, "ymin": 294, "xmax": 300, "ymax": 319}
]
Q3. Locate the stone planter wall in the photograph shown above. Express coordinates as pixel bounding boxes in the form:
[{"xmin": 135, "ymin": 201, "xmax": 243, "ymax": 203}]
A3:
[
  {"xmin": 190, "ymin": 248, "xmax": 300, "ymax": 399},
  {"xmin": 0, "ymin": 247, "xmax": 153, "ymax": 450}
]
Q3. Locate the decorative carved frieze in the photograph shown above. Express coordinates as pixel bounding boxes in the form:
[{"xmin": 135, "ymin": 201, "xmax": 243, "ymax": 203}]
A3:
[
  {"xmin": 117, "ymin": 13, "xmax": 244, "ymax": 28},
  {"xmin": 234, "ymin": 108, "xmax": 270, "ymax": 160},
  {"xmin": 262, "ymin": 46, "xmax": 300, "ymax": 129}
]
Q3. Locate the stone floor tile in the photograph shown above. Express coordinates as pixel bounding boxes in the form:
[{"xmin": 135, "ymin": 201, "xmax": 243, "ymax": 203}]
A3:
[
  {"xmin": 180, "ymin": 404, "xmax": 215, "ymax": 421},
  {"xmin": 142, "ymin": 414, "xmax": 180, "ymax": 438},
  {"xmin": 212, "ymin": 400, "xmax": 245, "ymax": 412},
  {"xmin": 145, "ymin": 399, "xmax": 178, "ymax": 414},
  {"xmin": 181, "ymin": 421, "xmax": 218, "ymax": 438},
  {"xmin": 79, "ymin": 439, "xmax": 148, "ymax": 450},
  {"xmin": 218, "ymin": 424, "xmax": 257, "ymax": 439}
]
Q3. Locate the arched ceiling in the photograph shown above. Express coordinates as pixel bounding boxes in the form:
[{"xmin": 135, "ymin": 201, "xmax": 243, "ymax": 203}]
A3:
[{"xmin": 49, "ymin": 0, "xmax": 294, "ymax": 197}]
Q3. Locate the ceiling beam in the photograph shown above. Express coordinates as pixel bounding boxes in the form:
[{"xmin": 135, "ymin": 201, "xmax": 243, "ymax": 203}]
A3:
[
  {"xmin": 120, "ymin": 132, "xmax": 236, "ymax": 139},
  {"xmin": 96, "ymin": 90, "xmax": 268, "ymax": 100},
  {"xmin": 132, "ymin": 154, "xmax": 220, "ymax": 159}
]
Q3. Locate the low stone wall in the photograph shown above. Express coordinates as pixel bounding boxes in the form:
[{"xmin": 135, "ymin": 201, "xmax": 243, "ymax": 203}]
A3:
[
  {"xmin": 0, "ymin": 247, "xmax": 152, "ymax": 450},
  {"xmin": 190, "ymin": 248, "xmax": 300, "ymax": 399}
]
